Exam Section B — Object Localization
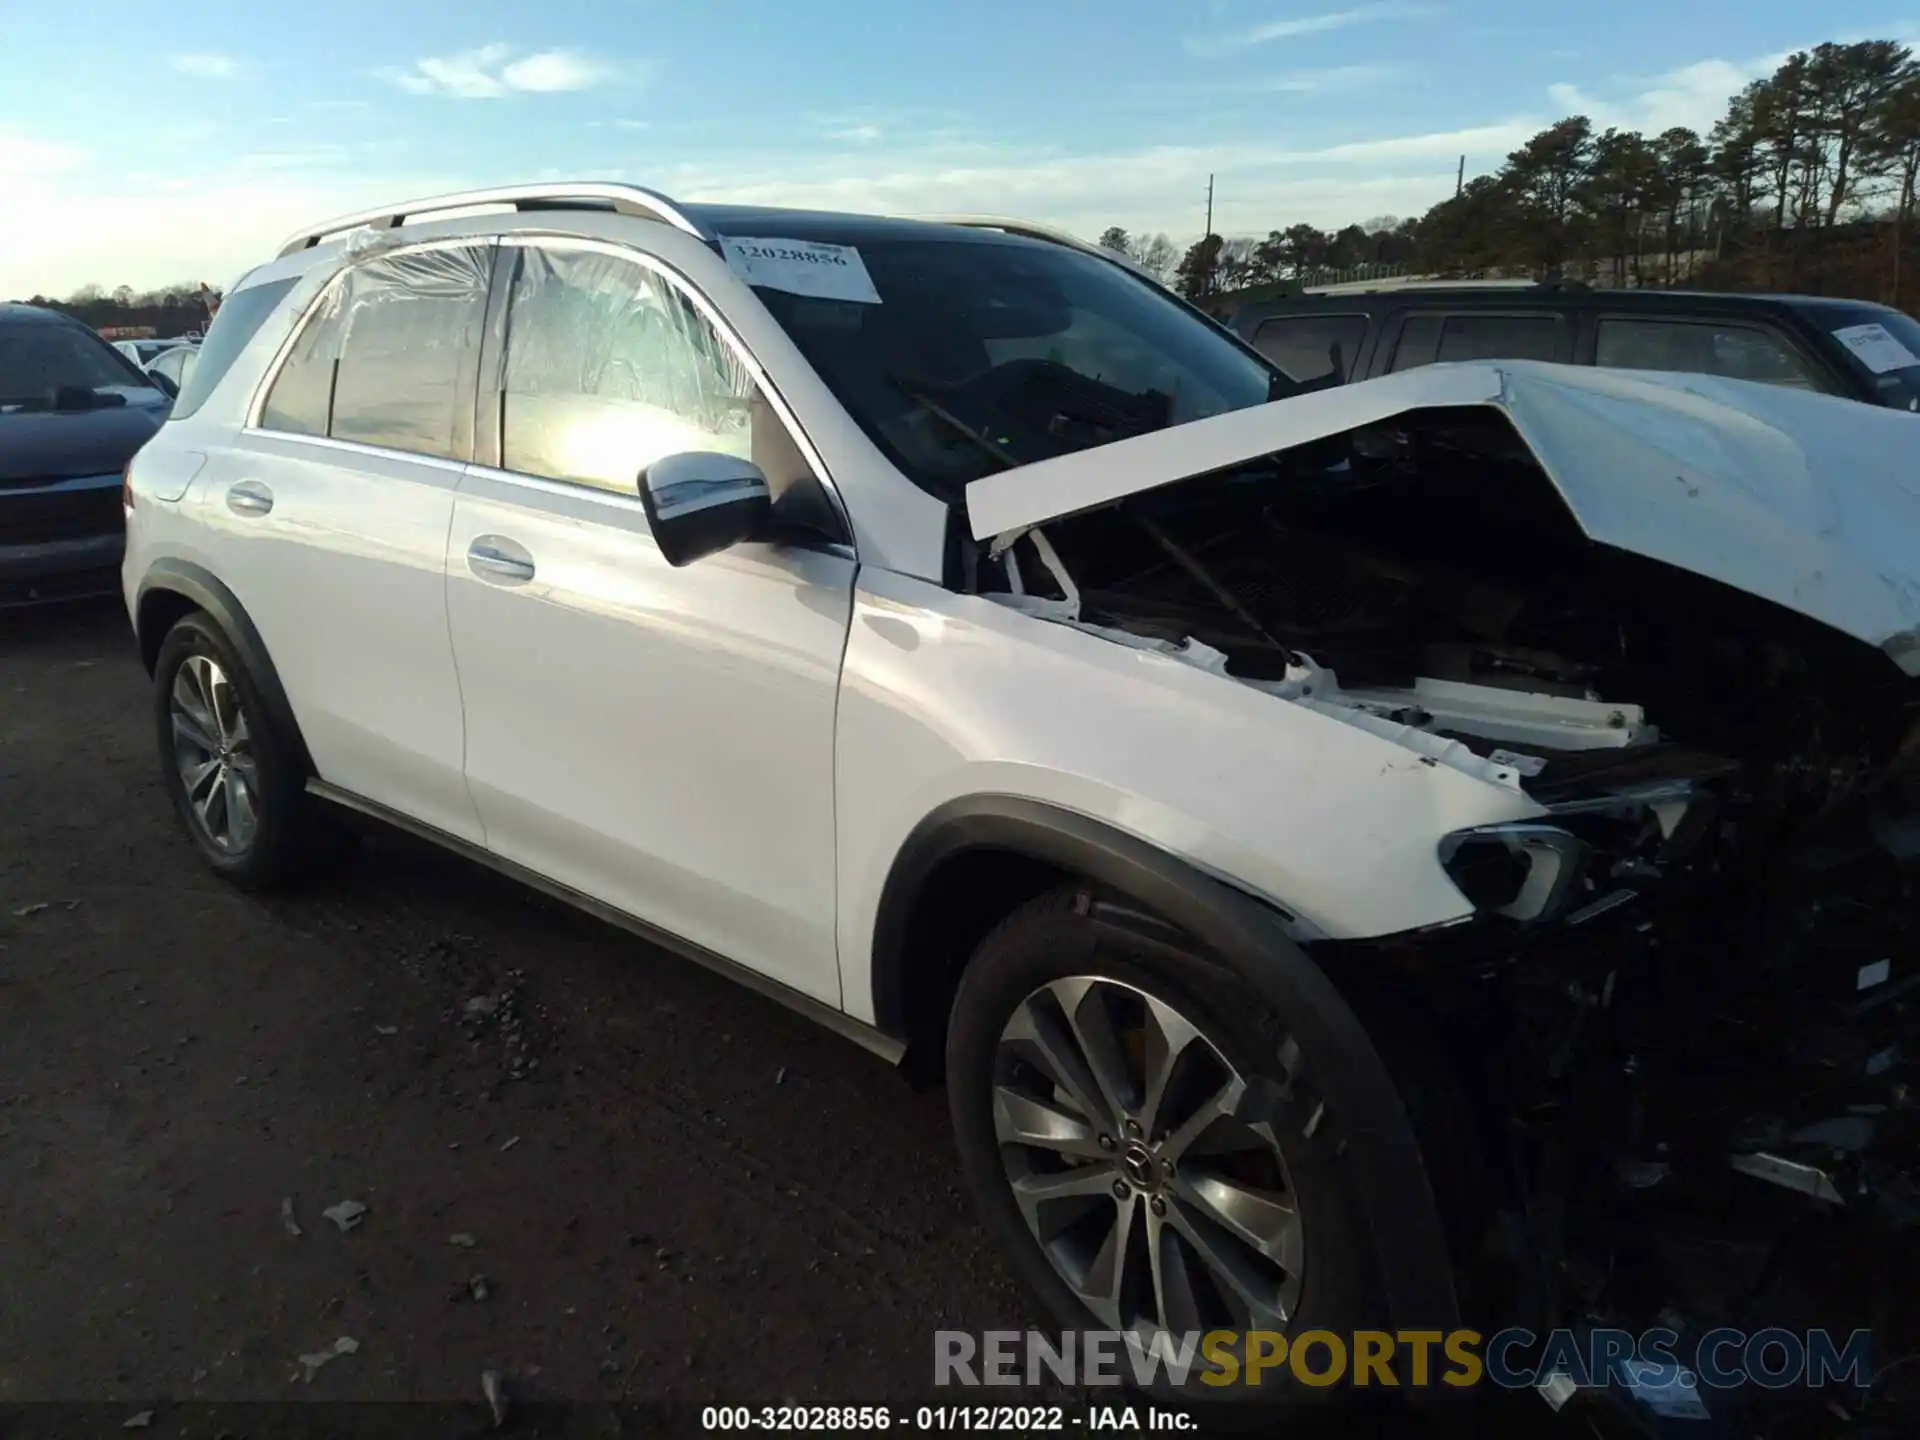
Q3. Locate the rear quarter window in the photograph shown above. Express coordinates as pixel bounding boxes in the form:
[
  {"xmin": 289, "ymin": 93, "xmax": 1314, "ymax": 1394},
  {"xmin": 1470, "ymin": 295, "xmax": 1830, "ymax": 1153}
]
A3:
[{"xmin": 169, "ymin": 277, "xmax": 298, "ymax": 420}]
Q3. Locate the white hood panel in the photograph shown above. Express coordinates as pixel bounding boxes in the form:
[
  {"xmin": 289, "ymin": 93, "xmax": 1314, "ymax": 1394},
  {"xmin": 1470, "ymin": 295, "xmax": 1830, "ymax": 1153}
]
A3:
[{"xmin": 964, "ymin": 361, "xmax": 1920, "ymax": 671}]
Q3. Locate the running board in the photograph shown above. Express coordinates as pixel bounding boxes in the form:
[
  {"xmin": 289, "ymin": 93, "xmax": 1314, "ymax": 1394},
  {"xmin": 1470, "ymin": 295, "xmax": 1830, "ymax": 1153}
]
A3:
[{"xmin": 305, "ymin": 779, "xmax": 907, "ymax": 1066}]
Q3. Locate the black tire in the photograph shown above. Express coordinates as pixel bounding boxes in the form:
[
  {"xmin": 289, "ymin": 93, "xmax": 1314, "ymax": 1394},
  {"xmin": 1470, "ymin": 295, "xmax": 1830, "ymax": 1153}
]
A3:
[
  {"xmin": 946, "ymin": 888, "xmax": 1403, "ymax": 1426},
  {"xmin": 153, "ymin": 611, "xmax": 318, "ymax": 889}
]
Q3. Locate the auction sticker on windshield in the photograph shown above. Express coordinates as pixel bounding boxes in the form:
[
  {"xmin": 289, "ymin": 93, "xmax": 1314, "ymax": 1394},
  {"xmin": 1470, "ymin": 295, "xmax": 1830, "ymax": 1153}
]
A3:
[
  {"xmin": 1832, "ymin": 322, "xmax": 1920, "ymax": 374},
  {"xmin": 720, "ymin": 237, "xmax": 882, "ymax": 305}
]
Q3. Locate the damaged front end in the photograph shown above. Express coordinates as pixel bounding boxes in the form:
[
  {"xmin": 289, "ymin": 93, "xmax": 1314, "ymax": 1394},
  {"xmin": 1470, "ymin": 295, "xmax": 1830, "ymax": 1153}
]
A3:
[{"xmin": 973, "ymin": 396, "xmax": 1920, "ymax": 1434}]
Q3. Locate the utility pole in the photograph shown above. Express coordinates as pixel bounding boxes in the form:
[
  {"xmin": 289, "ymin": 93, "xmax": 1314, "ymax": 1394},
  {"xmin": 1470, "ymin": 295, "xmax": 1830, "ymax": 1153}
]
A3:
[
  {"xmin": 1456, "ymin": 155, "xmax": 1465, "ymax": 197},
  {"xmin": 1205, "ymin": 173, "xmax": 1215, "ymax": 237}
]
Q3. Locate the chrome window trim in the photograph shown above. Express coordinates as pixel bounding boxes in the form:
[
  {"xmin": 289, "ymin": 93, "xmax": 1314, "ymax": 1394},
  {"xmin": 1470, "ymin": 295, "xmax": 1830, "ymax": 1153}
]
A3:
[
  {"xmin": 236, "ymin": 427, "xmax": 471, "ymax": 477},
  {"xmin": 493, "ymin": 234, "xmax": 856, "ymax": 551},
  {"xmin": 460, "ymin": 459, "xmax": 651, "ymax": 513},
  {"xmin": 459, "ymin": 459, "xmax": 856, "ymax": 563},
  {"xmin": 244, "ymin": 235, "xmax": 497, "ymax": 434}
]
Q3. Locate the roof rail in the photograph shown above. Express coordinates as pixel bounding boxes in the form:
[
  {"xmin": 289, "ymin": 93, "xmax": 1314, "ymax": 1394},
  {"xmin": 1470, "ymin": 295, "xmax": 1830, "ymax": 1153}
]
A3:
[
  {"xmin": 276, "ymin": 182, "xmax": 709, "ymax": 259},
  {"xmin": 1301, "ymin": 277, "xmax": 1541, "ymax": 295},
  {"xmin": 904, "ymin": 214, "xmax": 1160, "ymax": 284}
]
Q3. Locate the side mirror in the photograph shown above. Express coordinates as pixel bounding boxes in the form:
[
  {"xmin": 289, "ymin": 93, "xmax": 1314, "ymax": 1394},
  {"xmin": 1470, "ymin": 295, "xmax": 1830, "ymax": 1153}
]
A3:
[{"xmin": 638, "ymin": 451, "xmax": 772, "ymax": 567}]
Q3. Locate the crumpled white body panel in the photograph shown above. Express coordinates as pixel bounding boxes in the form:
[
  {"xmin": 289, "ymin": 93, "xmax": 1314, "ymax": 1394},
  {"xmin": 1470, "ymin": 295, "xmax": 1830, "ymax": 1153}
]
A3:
[{"xmin": 965, "ymin": 361, "xmax": 1920, "ymax": 671}]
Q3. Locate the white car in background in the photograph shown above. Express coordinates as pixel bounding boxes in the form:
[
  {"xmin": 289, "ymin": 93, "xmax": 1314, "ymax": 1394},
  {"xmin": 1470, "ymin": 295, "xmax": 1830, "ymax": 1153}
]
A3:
[
  {"xmin": 112, "ymin": 338, "xmax": 177, "ymax": 368},
  {"xmin": 142, "ymin": 343, "xmax": 197, "ymax": 398},
  {"xmin": 120, "ymin": 183, "xmax": 1919, "ymax": 1428}
]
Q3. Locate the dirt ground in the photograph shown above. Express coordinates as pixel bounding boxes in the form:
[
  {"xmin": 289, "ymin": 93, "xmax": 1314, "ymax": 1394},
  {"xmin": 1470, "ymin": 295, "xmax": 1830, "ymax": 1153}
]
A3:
[{"xmin": 0, "ymin": 598, "xmax": 1050, "ymax": 1430}]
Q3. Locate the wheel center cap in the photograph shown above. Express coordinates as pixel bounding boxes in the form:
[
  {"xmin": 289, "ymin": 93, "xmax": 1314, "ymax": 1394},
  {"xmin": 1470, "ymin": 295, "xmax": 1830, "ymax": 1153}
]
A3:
[{"xmin": 1120, "ymin": 1142, "xmax": 1160, "ymax": 1191}]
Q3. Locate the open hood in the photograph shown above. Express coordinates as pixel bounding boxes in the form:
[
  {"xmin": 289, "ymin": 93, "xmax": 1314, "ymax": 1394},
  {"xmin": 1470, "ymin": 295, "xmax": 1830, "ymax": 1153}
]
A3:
[{"xmin": 964, "ymin": 361, "xmax": 1920, "ymax": 675}]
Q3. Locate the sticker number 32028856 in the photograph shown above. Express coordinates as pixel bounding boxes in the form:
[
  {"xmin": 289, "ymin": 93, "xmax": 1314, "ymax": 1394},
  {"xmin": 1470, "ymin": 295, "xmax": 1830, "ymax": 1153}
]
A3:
[{"xmin": 719, "ymin": 236, "xmax": 883, "ymax": 305}]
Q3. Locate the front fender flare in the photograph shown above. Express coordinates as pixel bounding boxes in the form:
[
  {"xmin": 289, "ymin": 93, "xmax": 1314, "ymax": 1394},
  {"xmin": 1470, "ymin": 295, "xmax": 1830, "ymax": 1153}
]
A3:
[{"xmin": 869, "ymin": 793, "xmax": 1463, "ymax": 1339}]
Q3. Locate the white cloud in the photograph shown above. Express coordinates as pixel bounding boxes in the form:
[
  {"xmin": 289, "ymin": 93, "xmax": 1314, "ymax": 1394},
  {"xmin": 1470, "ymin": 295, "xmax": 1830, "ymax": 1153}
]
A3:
[
  {"xmin": 1, "ymin": 166, "xmax": 472, "ymax": 299},
  {"xmin": 1136, "ymin": 63, "xmax": 1401, "ymax": 100},
  {"xmin": 826, "ymin": 125, "xmax": 884, "ymax": 143},
  {"xmin": 383, "ymin": 44, "xmax": 617, "ymax": 99},
  {"xmin": 171, "ymin": 53, "xmax": 242, "ymax": 80},
  {"xmin": 641, "ymin": 124, "xmax": 1531, "ymax": 244},
  {"xmin": 501, "ymin": 50, "xmax": 613, "ymax": 93},
  {"xmin": 1186, "ymin": 5, "xmax": 1443, "ymax": 58},
  {"xmin": 1544, "ymin": 50, "xmax": 1791, "ymax": 136}
]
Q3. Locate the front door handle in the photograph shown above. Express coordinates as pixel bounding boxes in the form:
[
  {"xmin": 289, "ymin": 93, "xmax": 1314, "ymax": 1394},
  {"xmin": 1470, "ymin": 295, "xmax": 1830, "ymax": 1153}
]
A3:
[
  {"xmin": 467, "ymin": 537, "xmax": 535, "ymax": 584},
  {"xmin": 226, "ymin": 481, "xmax": 273, "ymax": 517}
]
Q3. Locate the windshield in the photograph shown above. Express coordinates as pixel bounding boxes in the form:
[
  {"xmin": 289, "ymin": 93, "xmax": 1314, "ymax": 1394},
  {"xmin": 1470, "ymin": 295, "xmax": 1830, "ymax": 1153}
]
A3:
[
  {"xmin": 0, "ymin": 321, "xmax": 161, "ymax": 411},
  {"xmin": 1818, "ymin": 304, "xmax": 1920, "ymax": 412},
  {"xmin": 745, "ymin": 235, "xmax": 1282, "ymax": 497}
]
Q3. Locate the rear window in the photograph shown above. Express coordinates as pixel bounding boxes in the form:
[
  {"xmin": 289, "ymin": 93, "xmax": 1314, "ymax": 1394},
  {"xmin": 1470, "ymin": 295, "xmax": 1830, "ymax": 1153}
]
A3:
[
  {"xmin": 1252, "ymin": 313, "xmax": 1367, "ymax": 383},
  {"xmin": 169, "ymin": 276, "xmax": 297, "ymax": 420},
  {"xmin": 1390, "ymin": 312, "xmax": 1563, "ymax": 371},
  {"xmin": 259, "ymin": 245, "xmax": 491, "ymax": 460}
]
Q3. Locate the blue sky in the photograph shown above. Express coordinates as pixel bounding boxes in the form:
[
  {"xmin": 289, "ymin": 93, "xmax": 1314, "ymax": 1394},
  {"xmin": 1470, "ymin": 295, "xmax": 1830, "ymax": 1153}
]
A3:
[{"xmin": 2, "ymin": 1, "xmax": 1914, "ymax": 296}]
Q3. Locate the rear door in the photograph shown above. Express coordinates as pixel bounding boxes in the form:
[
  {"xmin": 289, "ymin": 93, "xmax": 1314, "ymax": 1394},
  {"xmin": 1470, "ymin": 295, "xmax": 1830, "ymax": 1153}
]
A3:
[{"xmin": 208, "ymin": 240, "xmax": 493, "ymax": 842}]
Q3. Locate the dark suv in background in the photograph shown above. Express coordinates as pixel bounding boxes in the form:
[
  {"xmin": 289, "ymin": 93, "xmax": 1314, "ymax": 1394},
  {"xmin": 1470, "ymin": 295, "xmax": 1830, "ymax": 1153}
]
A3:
[
  {"xmin": 1228, "ymin": 280, "xmax": 1920, "ymax": 412},
  {"xmin": 1, "ymin": 303, "xmax": 170, "ymax": 606}
]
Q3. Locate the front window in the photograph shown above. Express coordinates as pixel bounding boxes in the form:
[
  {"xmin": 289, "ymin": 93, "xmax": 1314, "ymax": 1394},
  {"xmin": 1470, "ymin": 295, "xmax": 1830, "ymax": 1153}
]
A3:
[
  {"xmin": 1817, "ymin": 305, "xmax": 1920, "ymax": 412},
  {"xmin": 496, "ymin": 244, "xmax": 786, "ymax": 495},
  {"xmin": 744, "ymin": 235, "xmax": 1280, "ymax": 498},
  {"xmin": 1595, "ymin": 317, "xmax": 1824, "ymax": 392},
  {"xmin": 0, "ymin": 321, "xmax": 163, "ymax": 411}
]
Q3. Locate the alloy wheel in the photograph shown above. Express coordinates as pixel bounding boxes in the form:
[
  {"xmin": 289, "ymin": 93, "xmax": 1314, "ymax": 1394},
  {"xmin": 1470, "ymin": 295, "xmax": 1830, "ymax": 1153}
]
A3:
[
  {"xmin": 992, "ymin": 975, "xmax": 1304, "ymax": 1338},
  {"xmin": 169, "ymin": 654, "xmax": 259, "ymax": 853}
]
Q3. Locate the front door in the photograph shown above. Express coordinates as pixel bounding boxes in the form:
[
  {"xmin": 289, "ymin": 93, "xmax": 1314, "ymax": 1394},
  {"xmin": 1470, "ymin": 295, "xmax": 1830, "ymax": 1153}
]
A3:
[{"xmin": 446, "ymin": 239, "xmax": 853, "ymax": 1006}]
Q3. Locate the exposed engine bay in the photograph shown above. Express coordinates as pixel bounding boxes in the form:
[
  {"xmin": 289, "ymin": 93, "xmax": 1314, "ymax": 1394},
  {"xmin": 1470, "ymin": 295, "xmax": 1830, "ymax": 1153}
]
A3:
[{"xmin": 975, "ymin": 406, "xmax": 1920, "ymax": 1436}]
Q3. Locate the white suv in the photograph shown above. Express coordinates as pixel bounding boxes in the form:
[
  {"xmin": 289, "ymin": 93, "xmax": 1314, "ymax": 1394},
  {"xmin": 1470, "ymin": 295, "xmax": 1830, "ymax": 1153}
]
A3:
[{"xmin": 125, "ymin": 183, "xmax": 1919, "ymax": 1420}]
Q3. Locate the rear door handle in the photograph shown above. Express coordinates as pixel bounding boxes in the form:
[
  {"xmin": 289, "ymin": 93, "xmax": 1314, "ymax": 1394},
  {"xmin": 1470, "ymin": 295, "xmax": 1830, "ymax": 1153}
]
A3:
[
  {"xmin": 467, "ymin": 536, "xmax": 535, "ymax": 584},
  {"xmin": 226, "ymin": 480, "xmax": 273, "ymax": 517}
]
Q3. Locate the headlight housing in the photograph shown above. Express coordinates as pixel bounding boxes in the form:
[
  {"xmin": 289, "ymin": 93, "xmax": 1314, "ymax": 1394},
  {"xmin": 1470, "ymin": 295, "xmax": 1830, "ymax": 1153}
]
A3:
[{"xmin": 1438, "ymin": 823, "xmax": 1588, "ymax": 922}]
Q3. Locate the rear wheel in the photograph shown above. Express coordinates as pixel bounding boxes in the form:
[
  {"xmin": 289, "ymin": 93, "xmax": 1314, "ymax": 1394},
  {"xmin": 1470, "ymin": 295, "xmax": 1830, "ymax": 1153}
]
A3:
[
  {"xmin": 947, "ymin": 889, "xmax": 1395, "ymax": 1416},
  {"xmin": 153, "ymin": 613, "xmax": 316, "ymax": 889}
]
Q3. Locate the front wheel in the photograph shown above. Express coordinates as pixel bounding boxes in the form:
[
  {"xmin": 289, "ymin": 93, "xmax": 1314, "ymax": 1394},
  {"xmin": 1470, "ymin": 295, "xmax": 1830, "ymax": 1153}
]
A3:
[{"xmin": 946, "ymin": 889, "xmax": 1396, "ymax": 1417}]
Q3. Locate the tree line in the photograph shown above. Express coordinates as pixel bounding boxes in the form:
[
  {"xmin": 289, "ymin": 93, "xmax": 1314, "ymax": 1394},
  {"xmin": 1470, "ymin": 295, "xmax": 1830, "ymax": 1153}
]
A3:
[
  {"xmin": 1099, "ymin": 37, "xmax": 1920, "ymax": 310},
  {"xmin": 14, "ymin": 282, "xmax": 220, "ymax": 338}
]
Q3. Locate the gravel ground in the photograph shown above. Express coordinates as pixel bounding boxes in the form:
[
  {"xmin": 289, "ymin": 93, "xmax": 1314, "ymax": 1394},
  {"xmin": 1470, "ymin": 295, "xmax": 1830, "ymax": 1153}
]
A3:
[
  {"xmin": 0, "ymin": 596, "xmax": 1552, "ymax": 1440},
  {"xmin": 0, "ymin": 598, "xmax": 1046, "ymax": 1431}
]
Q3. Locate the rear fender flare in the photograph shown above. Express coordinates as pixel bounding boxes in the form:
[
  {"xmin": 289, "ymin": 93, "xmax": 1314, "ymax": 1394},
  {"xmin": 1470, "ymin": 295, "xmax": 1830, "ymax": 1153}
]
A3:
[{"xmin": 135, "ymin": 558, "xmax": 312, "ymax": 775}]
